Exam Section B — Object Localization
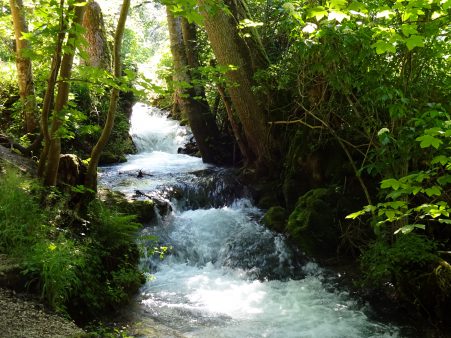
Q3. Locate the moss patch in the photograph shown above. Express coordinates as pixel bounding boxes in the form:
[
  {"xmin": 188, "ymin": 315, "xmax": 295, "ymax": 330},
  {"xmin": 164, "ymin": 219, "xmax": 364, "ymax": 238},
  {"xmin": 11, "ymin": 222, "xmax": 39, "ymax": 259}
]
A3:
[
  {"xmin": 262, "ymin": 206, "xmax": 288, "ymax": 233},
  {"xmin": 286, "ymin": 188, "xmax": 340, "ymax": 257}
]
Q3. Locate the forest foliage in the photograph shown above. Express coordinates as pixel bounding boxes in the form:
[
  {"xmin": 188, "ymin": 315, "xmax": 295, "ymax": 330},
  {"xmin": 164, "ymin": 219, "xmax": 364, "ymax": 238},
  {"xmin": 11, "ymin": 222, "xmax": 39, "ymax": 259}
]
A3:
[{"xmin": 0, "ymin": 0, "xmax": 450, "ymax": 329}]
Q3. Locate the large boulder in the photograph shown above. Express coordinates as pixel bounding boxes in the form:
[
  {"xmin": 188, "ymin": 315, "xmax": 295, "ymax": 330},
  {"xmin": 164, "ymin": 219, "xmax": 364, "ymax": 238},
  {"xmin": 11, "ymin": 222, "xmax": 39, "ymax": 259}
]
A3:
[{"xmin": 286, "ymin": 188, "xmax": 340, "ymax": 257}]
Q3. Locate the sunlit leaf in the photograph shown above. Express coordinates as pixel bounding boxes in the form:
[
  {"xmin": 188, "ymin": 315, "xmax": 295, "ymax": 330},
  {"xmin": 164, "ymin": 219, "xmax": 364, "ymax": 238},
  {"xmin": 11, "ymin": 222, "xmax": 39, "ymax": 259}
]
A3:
[
  {"xmin": 405, "ymin": 35, "xmax": 424, "ymax": 50},
  {"xmin": 307, "ymin": 6, "xmax": 328, "ymax": 20},
  {"xmin": 328, "ymin": 10, "xmax": 349, "ymax": 22},
  {"xmin": 381, "ymin": 178, "xmax": 400, "ymax": 190},
  {"xmin": 416, "ymin": 134, "xmax": 443, "ymax": 149},
  {"xmin": 394, "ymin": 224, "xmax": 425, "ymax": 235},
  {"xmin": 372, "ymin": 40, "xmax": 396, "ymax": 54}
]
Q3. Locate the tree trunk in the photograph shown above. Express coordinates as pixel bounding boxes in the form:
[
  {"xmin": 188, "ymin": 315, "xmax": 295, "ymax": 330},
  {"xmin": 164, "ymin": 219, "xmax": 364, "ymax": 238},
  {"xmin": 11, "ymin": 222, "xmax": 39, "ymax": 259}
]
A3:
[
  {"xmin": 9, "ymin": 0, "xmax": 37, "ymax": 134},
  {"xmin": 38, "ymin": 0, "xmax": 66, "ymax": 177},
  {"xmin": 167, "ymin": 8, "xmax": 223, "ymax": 164},
  {"xmin": 198, "ymin": 0, "xmax": 272, "ymax": 168},
  {"xmin": 84, "ymin": 0, "xmax": 130, "ymax": 192},
  {"xmin": 82, "ymin": 0, "xmax": 111, "ymax": 71},
  {"xmin": 43, "ymin": 2, "xmax": 85, "ymax": 186},
  {"xmin": 217, "ymin": 84, "xmax": 252, "ymax": 163}
]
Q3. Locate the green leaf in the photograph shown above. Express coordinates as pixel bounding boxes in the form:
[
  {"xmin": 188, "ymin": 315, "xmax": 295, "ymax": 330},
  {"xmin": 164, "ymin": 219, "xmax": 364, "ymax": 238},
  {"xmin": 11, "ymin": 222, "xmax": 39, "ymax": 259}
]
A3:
[
  {"xmin": 432, "ymin": 155, "xmax": 450, "ymax": 165},
  {"xmin": 425, "ymin": 186, "xmax": 442, "ymax": 197},
  {"xmin": 307, "ymin": 6, "xmax": 328, "ymax": 20},
  {"xmin": 385, "ymin": 210, "xmax": 396, "ymax": 220},
  {"xmin": 416, "ymin": 134, "xmax": 443, "ymax": 149},
  {"xmin": 372, "ymin": 40, "xmax": 396, "ymax": 54},
  {"xmin": 328, "ymin": 10, "xmax": 349, "ymax": 22},
  {"xmin": 346, "ymin": 210, "xmax": 365, "ymax": 219},
  {"xmin": 405, "ymin": 35, "xmax": 424, "ymax": 50},
  {"xmin": 387, "ymin": 201, "xmax": 407, "ymax": 209},
  {"xmin": 329, "ymin": 0, "xmax": 348, "ymax": 9},
  {"xmin": 437, "ymin": 175, "xmax": 451, "ymax": 185},
  {"xmin": 381, "ymin": 178, "xmax": 400, "ymax": 190},
  {"xmin": 401, "ymin": 24, "xmax": 418, "ymax": 37},
  {"xmin": 394, "ymin": 224, "xmax": 425, "ymax": 235}
]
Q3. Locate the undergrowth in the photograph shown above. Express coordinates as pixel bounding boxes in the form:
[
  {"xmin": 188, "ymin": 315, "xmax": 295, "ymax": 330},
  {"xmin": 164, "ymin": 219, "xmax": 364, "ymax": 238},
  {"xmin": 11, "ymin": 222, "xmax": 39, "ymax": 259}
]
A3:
[{"xmin": 0, "ymin": 166, "xmax": 144, "ymax": 318}]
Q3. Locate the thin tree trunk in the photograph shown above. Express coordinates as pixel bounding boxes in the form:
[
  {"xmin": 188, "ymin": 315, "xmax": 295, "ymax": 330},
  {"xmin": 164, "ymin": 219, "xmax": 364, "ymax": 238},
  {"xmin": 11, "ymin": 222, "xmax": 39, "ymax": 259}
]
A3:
[
  {"xmin": 38, "ymin": 0, "xmax": 66, "ymax": 177},
  {"xmin": 217, "ymin": 84, "xmax": 252, "ymax": 163},
  {"xmin": 84, "ymin": 0, "xmax": 130, "ymax": 192},
  {"xmin": 9, "ymin": 0, "xmax": 37, "ymax": 133},
  {"xmin": 43, "ymin": 2, "xmax": 85, "ymax": 186}
]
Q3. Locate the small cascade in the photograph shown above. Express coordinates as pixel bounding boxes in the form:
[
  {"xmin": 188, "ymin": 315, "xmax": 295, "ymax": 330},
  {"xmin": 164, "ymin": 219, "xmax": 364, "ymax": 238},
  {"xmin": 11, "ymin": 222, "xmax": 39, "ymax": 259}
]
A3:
[
  {"xmin": 129, "ymin": 103, "xmax": 189, "ymax": 153},
  {"xmin": 99, "ymin": 103, "xmax": 405, "ymax": 338}
]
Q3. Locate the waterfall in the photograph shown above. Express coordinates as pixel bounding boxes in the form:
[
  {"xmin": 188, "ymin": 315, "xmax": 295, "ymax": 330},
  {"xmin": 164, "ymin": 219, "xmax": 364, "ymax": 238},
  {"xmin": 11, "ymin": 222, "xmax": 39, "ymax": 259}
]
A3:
[{"xmin": 99, "ymin": 103, "xmax": 406, "ymax": 337}]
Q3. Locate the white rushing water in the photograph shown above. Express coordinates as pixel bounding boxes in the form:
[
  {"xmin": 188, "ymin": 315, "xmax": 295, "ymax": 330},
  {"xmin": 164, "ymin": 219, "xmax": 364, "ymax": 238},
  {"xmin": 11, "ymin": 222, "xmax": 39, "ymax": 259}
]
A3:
[{"xmin": 100, "ymin": 103, "xmax": 401, "ymax": 337}]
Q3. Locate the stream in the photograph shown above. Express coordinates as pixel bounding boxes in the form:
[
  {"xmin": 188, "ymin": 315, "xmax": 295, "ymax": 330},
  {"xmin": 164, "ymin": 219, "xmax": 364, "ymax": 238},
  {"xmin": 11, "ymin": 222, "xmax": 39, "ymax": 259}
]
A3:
[{"xmin": 99, "ymin": 103, "xmax": 404, "ymax": 338}]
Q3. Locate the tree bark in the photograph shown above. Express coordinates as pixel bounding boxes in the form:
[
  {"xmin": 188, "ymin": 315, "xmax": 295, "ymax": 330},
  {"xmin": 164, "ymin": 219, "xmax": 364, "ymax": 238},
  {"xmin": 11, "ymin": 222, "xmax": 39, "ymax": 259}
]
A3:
[
  {"xmin": 84, "ymin": 0, "xmax": 130, "ymax": 192},
  {"xmin": 217, "ymin": 84, "xmax": 252, "ymax": 163},
  {"xmin": 82, "ymin": 0, "xmax": 111, "ymax": 71},
  {"xmin": 9, "ymin": 0, "xmax": 37, "ymax": 134},
  {"xmin": 167, "ymin": 8, "xmax": 223, "ymax": 164},
  {"xmin": 198, "ymin": 0, "xmax": 272, "ymax": 168},
  {"xmin": 43, "ymin": 2, "xmax": 85, "ymax": 186}
]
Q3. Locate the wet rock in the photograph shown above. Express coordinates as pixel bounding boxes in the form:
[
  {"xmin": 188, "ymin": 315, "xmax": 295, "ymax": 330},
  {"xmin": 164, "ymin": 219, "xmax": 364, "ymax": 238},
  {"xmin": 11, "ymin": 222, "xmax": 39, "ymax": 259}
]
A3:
[
  {"xmin": 177, "ymin": 136, "xmax": 199, "ymax": 156},
  {"xmin": 100, "ymin": 151, "xmax": 127, "ymax": 165},
  {"xmin": 100, "ymin": 189, "xmax": 157, "ymax": 223},
  {"xmin": 133, "ymin": 190, "xmax": 172, "ymax": 216}
]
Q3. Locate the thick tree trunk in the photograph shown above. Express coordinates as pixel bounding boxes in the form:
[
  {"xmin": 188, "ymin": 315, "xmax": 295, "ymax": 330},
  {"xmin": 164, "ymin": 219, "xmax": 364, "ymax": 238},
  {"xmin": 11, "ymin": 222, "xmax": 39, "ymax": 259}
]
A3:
[
  {"xmin": 82, "ymin": 0, "xmax": 111, "ymax": 71},
  {"xmin": 84, "ymin": 0, "xmax": 130, "ymax": 192},
  {"xmin": 198, "ymin": 0, "xmax": 272, "ymax": 168},
  {"xmin": 167, "ymin": 8, "xmax": 223, "ymax": 164},
  {"xmin": 43, "ymin": 2, "xmax": 85, "ymax": 186},
  {"xmin": 9, "ymin": 0, "xmax": 37, "ymax": 134}
]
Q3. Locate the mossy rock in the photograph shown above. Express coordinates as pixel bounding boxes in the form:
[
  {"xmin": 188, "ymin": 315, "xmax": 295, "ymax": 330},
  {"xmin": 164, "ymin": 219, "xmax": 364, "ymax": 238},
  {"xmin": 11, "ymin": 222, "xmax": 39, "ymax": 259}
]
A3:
[
  {"xmin": 262, "ymin": 206, "xmax": 288, "ymax": 233},
  {"xmin": 100, "ymin": 190, "xmax": 156, "ymax": 224},
  {"xmin": 99, "ymin": 152, "xmax": 127, "ymax": 165},
  {"xmin": 286, "ymin": 188, "xmax": 339, "ymax": 257}
]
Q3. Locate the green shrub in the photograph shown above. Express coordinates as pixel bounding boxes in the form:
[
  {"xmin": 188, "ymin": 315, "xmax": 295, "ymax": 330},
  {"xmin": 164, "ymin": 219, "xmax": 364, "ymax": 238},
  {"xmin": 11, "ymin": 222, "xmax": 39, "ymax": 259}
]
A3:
[
  {"xmin": 70, "ymin": 201, "xmax": 144, "ymax": 317},
  {"xmin": 361, "ymin": 234, "xmax": 439, "ymax": 288},
  {"xmin": 23, "ymin": 236, "xmax": 85, "ymax": 312}
]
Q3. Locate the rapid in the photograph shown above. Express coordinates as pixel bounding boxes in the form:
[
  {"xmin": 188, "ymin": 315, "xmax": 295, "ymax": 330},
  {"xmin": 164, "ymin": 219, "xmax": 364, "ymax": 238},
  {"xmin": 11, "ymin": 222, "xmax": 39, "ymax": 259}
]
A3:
[{"xmin": 99, "ymin": 103, "xmax": 403, "ymax": 338}]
